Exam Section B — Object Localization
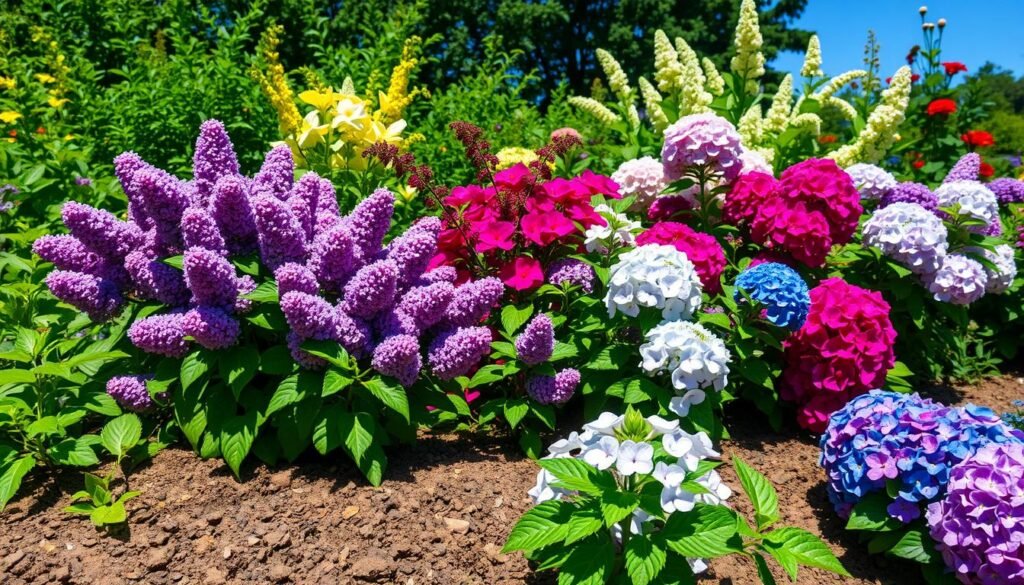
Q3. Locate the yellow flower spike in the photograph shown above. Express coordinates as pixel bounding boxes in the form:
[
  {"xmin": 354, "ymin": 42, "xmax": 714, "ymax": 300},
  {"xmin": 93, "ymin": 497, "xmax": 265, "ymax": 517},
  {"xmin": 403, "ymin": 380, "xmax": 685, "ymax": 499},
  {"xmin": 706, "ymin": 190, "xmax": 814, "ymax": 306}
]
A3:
[
  {"xmin": 730, "ymin": 0, "xmax": 766, "ymax": 93},
  {"xmin": 568, "ymin": 96, "xmax": 621, "ymax": 125},
  {"xmin": 251, "ymin": 25, "xmax": 301, "ymax": 135},
  {"xmin": 496, "ymin": 147, "xmax": 540, "ymax": 170},
  {"xmin": 0, "ymin": 111, "xmax": 23, "ymax": 123},
  {"xmin": 653, "ymin": 30, "xmax": 684, "ymax": 95},
  {"xmin": 827, "ymin": 66, "xmax": 912, "ymax": 166},
  {"xmin": 801, "ymin": 35, "xmax": 824, "ymax": 78},
  {"xmin": 764, "ymin": 74, "xmax": 794, "ymax": 133},
  {"xmin": 35, "ymin": 73, "xmax": 56, "ymax": 84}
]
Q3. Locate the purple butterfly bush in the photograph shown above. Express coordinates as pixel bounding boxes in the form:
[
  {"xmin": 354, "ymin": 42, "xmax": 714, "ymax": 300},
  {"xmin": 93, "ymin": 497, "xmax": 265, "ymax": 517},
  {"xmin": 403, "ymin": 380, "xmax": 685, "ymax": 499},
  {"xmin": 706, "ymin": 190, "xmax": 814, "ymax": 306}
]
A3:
[{"xmin": 39, "ymin": 120, "xmax": 502, "ymax": 401}]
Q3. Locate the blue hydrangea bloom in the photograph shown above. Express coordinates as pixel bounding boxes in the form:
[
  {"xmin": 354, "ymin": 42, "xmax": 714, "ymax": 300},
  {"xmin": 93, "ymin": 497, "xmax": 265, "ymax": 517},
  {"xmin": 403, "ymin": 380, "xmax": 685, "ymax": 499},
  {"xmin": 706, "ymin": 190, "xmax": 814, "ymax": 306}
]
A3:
[
  {"xmin": 733, "ymin": 262, "xmax": 810, "ymax": 330},
  {"xmin": 819, "ymin": 390, "xmax": 1024, "ymax": 524}
]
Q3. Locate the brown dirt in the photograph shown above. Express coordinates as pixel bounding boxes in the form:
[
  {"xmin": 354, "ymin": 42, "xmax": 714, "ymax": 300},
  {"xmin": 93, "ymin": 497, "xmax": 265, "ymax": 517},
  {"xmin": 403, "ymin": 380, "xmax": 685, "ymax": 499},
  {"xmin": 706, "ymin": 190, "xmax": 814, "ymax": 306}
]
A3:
[{"xmin": 1, "ymin": 375, "xmax": 1021, "ymax": 585}]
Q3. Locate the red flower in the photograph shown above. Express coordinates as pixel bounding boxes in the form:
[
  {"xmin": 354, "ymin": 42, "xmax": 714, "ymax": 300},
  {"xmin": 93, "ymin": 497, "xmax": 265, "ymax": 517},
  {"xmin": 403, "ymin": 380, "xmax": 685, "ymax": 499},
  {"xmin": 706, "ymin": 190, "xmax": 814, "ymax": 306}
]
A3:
[
  {"xmin": 943, "ymin": 61, "xmax": 968, "ymax": 76},
  {"xmin": 818, "ymin": 134, "xmax": 837, "ymax": 144},
  {"xmin": 926, "ymin": 98, "xmax": 957, "ymax": 116},
  {"xmin": 35, "ymin": 126, "xmax": 46, "ymax": 134},
  {"xmin": 913, "ymin": 160, "xmax": 925, "ymax": 169},
  {"xmin": 961, "ymin": 130, "xmax": 995, "ymax": 148},
  {"xmin": 499, "ymin": 256, "xmax": 544, "ymax": 291},
  {"xmin": 911, "ymin": 74, "xmax": 921, "ymax": 83},
  {"xmin": 979, "ymin": 162, "xmax": 995, "ymax": 178}
]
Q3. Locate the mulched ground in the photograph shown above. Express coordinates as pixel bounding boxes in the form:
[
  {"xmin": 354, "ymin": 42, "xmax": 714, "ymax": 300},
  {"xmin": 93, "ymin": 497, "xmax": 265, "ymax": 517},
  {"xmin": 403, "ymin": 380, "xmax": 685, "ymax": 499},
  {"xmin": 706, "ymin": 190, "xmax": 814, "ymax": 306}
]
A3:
[{"xmin": 2, "ymin": 375, "xmax": 1021, "ymax": 585}]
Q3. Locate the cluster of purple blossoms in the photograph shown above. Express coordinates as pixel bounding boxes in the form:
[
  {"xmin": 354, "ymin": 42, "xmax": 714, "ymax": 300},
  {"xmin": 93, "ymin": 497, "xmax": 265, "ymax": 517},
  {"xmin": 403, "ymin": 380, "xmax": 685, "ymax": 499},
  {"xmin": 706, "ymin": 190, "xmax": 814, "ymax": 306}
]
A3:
[
  {"xmin": 526, "ymin": 369, "xmax": 581, "ymax": 405},
  {"xmin": 106, "ymin": 375, "xmax": 162, "ymax": 411},
  {"xmin": 514, "ymin": 314, "xmax": 554, "ymax": 365},
  {"xmin": 879, "ymin": 182, "xmax": 939, "ymax": 212},
  {"xmin": 819, "ymin": 390, "xmax": 1022, "ymax": 524},
  {"xmin": 545, "ymin": 258, "xmax": 595, "ymax": 293}
]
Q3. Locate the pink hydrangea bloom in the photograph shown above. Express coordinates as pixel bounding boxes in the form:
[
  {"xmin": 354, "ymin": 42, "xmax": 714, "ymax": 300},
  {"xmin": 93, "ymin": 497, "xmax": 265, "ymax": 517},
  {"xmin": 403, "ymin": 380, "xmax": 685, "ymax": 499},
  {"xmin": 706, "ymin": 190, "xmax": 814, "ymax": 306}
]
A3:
[{"xmin": 661, "ymin": 113, "xmax": 745, "ymax": 183}]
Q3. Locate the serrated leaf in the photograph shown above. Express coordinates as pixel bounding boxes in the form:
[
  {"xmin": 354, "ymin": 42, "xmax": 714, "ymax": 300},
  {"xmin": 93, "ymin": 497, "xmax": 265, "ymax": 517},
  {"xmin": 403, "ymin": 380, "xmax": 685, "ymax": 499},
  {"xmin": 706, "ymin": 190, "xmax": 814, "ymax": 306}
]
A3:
[
  {"xmin": 220, "ymin": 413, "xmax": 257, "ymax": 478},
  {"xmin": 557, "ymin": 534, "xmax": 613, "ymax": 585},
  {"xmin": 624, "ymin": 535, "xmax": 667, "ymax": 585},
  {"xmin": 501, "ymin": 305, "xmax": 534, "ymax": 336},
  {"xmin": 733, "ymin": 456, "xmax": 779, "ymax": 531},
  {"xmin": 48, "ymin": 437, "xmax": 100, "ymax": 467},
  {"xmin": 538, "ymin": 458, "xmax": 609, "ymax": 495},
  {"xmin": 174, "ymin": 378, "xmax": 208, "ymax": 449},
  {"xmin": 763, "ymin": 527, "xmax": 850, "ymax": 578},
  {"xmin": 219, "ymin": 345, "xmax": 260, "ymax": 400},
  {"xmin": 361, "ymin": 378, "xmax": 410, "ymax": 422},
  {"xmin": 312, "ymin": 404, "xmax": 346, "ymax": 455},
  {"xmin": 888, "ymin": 526, "xmax": 938, "ymax": 564},
  {"xmin": 90, "ymin": 501, "xmax": 127, "ymax": 526},
  {"xmin": 100, "ymin": 414, "xmax": 142, "ymax": 458},
  {"xmin": 564, "ymin": 502, "xmax": 605, "ymax": 545},
  {"xmin": 752, "ymin": 552, "xmax": 778, "ymax": 585},
  {"xmin": 846, "ymin": 492, "xmax": 902, "ymax": 532},
  {"xmin": 322, "ymin": 368, "xmax": 354, "ymax": 397},
  {"xmin": 503, "ymin": 399, "xmax": 529, "ymax": 429},
  {"xmin": 658, "ymin": 504, "xmax": 742, "ymax": 558},
  {"xmin": 0, "ymin": 456, "xmax": 35, "ymax": 510},
  {"xmin": 266, "ymin": 375, "xmax": 301, "ymax": 418},
  {"xmin": 180, "ymin": 351, "xmax": 211, "ymax": 393},
  {"xmin": 600, "ymin": 489, "xmax": 639, "ymax": 527},
  {"xmin": 502, "ymin": 500, "xmax": 573, "ymax": 553}
]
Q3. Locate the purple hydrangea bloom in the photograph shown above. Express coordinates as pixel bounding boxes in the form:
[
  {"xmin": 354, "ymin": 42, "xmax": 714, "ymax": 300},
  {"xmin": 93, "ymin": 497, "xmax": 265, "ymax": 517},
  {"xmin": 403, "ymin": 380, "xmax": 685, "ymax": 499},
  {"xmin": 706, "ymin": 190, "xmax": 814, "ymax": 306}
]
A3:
[
  {"xmin": 133, "ymin": 167, "xmax": 192, "ymax": 252},
  {"xmin": 346, "ymin": 188, "xmax": 395, "ymax": 264},
  {"xmin": 192, "ymin": 120, "xmax": 240, "ymax": 203},
  {"xmin": 342, "ymin": 260, "xmax": 398, "ymax": 319},
  {"xmin": 251, "ymin": 194, "xmax": 308, "ymax": 270},
  {"xmin": 987, "ymin": 177, "xmax": 1024, "ymax": 204},
  {"xmin": 181, "ymin": 306, "xmax": 240, "ymax": 349},
  {"xmin": 274, "ymin": 263, "xmax": 319, "ymax": 297},
  {"xmin": 418, "ymin": 266, "xmax": 458, "ymax": 285},
  {"xmin": 128, "ymin": 313, "xmax": 190, "ymax": 357},
  {"xmin": 34, "ymin": 235, "xmax": 113, "ymax": 278},
  {"xmin": 180, "ymin": 206, "xmax": 227, "ymax": 256},
  {"xmin": 75, "ymin": 176, "xmax": 92, "ymax": 187},
  {"xmin": 251, "ymin": 145, "xmax": 294, "ymax": 200},
  {"xmin": 211, "ymin": 175, "xmax": 258, "ymax": 254},
  {"xmin": 527, "ymin": 368, "xmax": 580, "ymax": 405},
  {"xmin": 661, "ymin": 113, "xmax": 745, "ymax": 182},
  {"xmin": 106, "ymin": 375, "xmax": 158, "ymax": 411},
  {"xmin": 397, "ymin": 282, "xmax": 454, "ymax": 329},
  {"xmin": 234, "ymin": 275, "xmax": 256, "ymax": 314},
  {"xmin": 183, "ymin": 247, "xmax": 238, "ymax": 309},
  {"xmin": 371, "ymin": 334, "xmax": 422, "ymax": 386},
  {"xmin": 427, "ymin": 326, "xmax": 492, "ymax": 380},
  {"xmin": 113, "ymin": 151, "xmax": 154, "ymax": 229},
  {"xmin": 308, "ymin": 226, "xmax": 355, "ymax": 292},
  {"xmin": 280, "ymin": 291, "xmax": 339, "ymax": 339},
  {"xmin": 944, "ymin": 153, "xmax": 981, "ymax": 183},
  {"xmin": 61, "ymin": 201, "xmax": 144, "ymax": 261},
  {"xmin": 445, "ymin": 277, "xmax": 504, "ymax": 327},
  {"xmin": 546, "ymin": 258, "xmax": 595, "ymax": 293},
  {"xmin": 879, "ymin": 182, "xmax": 939, "ymax": 212},
  {"xmin": 385, "ymin": 229, "xmax": 437, "ymax": 288},
  {"xmin": 124, "ymin": 250, "xmax": 190, "ymax": 306},
  {"xmin": 515, "ymin": 314, "xmax": 554, "ymax": 365},
  {"xmin": 46, "ymin": 270, "xmax": 124, "ymax": 321},
  {"xmin": 926, "ymin": 442, "xmax": 1024, "ymax": 584}
]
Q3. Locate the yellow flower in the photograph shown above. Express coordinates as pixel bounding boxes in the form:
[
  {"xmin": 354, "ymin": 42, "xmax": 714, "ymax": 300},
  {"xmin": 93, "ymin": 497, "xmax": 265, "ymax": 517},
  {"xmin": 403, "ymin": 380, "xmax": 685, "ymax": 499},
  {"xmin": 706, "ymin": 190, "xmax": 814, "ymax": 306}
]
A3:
[
  {"xmin": 331, "ymin": 96, "xmax": 369, "ymax": 134},
  {"xmin": 299, "ymin": 88, "xmax": 342, "ymax": 111},
  {"xmin": 296, "ymin": 110, "xmax": 329, "ymax": 148},
  {"xmin": 0, "ymin": 76, "xmax": 15, "ymax": 90},
  {"xmin": 376, "ymin": 36, "xmax": 429, "ymax": 124},
  {"xmin": 496, "ymin": 147, "xmax": 540, "ymax": 170},
  {"xmin": 250, "ymin": 25, "xmax": 301, "ymax": 135},
  {"xmin": 0, "ymin": 111, "xmax": 22, "ymax": 124},
  {"xmin": 47, "ymin": 96, "xmax": 69, "ymax": 109},
  {"xmin": 395, "ymin": 184, "xmax": 419, "ymax": 203},
  {"xmin": 34, "ymin": 73, "xmax": 56, "ymax": 84},
  {"xmin": 63, "ymin": 134, "xmax": 74, "ymax": 141}
]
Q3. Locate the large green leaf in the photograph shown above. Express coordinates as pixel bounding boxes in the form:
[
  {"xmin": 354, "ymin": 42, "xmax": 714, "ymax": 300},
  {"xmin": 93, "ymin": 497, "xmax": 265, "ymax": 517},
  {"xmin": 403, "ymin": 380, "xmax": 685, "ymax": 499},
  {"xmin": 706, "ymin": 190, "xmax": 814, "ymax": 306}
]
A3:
[
  {"xmin": 180, "ymin": 350, "xmax": 211, "ymax": 393},
  {"xmin": 888, "ymin": 526, "xmax": 939, "ymax": 564},
  {"xmin": 500, "ymin": 305, "xmax": 534, "ymax": 336},
  {"xmin": 0, "ymin": 455, "xmax": 36, "ymax": 510},
  {"xmin": 625, "ymin": 535, "xmax": 667, "ymax": 585},
  {"xmin": 219, "ymin": 345, "xmax": 260, "ymax": 400},
  {"xmin": 557, "ymin": 534, "xmax": 614, "ymax": 585},
  {"xmin": 48, "ymin": 436, "xmax": 100, "ymax": 467},
  {"xmin": 503, "ymin": 398, "xmax": 529, "ymax": 429},
  {"xmin": 502, "ymin": 500, "xmax": 573, "ymax": 553},
  {"xmin": 174, "ymin": 378, "xmax": 208, "ymax": 449},
  {"xmin": 0, "ymin": 369, "xmax": 35, "ymax": 385},
  {"xmin": 90, "ymin": 501, "xmax": 127, "ymax": 526},
  {"xmin": 752, "ymin": 552, "xmax": 778, "ymax": 585},
  {"xmin": 763, "ymin": 527, "xmax": 851, "ymax": 579},
  {"xmin": 563, "ymin": 501, "xmax": 605, "ymax": 545},
  {"xmin": 846, "ymin": 492, "xmax": 902, "ymax": 532},
  {"xmin": 312, "ymin": 403, "xmax": 346, "ymax": 455},
  {"xmin": 599, "ymin": 489, "xmax": 639, "ymax": 527},
  {"xmin": 658, "ymin": 504, "xmax": 743, "ymax": 558},
  {"xmin": 220, "ymin": 413, "xmax": 258, "ymax": 478},
  {"xmin": 100, "ymin": 414, "xmax": 142, "ymax": 459},
  {"xmin": 537, "ymin": 458, "xmax": 609, "ymax": 496},
  {"xmin": 732, "ymin": 456, "xmax": 779, "ymax": 531},
  {"xmin": 361, "ymin": 378, "xmax": 410, "ymax": 422}
]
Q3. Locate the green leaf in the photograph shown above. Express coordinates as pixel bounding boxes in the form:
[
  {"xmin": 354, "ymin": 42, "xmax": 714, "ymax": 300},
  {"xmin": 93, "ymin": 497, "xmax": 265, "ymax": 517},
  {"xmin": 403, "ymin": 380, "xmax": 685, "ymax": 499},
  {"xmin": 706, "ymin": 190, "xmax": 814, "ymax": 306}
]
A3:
[
  {"xmin": 732, "ymin": 456, "xmax": 779, "ymax": 531},
  {"xmin": 659, "ymin": 504, "xmax": 743, "ymax": 558},
  {"xmin": 846, "ymin": 493, "xmax": 902, "ymax": 532},
  {"xmin": 180, "ymin": 350, "xmax": 211, "ymax": 393},
  {"xmin": 48, "ymin": 437, "xmax": 100, "ymax": 467},
  {"xmin": 64, "ymin": 502, "xmax": 97, "ymax": 516},
  {"xmin": 752, "ymin": 552, "xmax": 778, "ymax": 585},
  {"xmin": 763, "ymin": 527, "xmax": 850, "ymax": 578},
  {"xmin": 625, "ymin": 535, "xmax": 667, "ymax": 585},
  {"xmin": 518, "ymin": 426, "xmax": 542, "ymax": 459},
  {"xmin": 502, "ymin": 500, "xmax": 573, "ymax": 553},
  {"xmin": 361, "ymin": 378, "xmax": 410, "ymax": 422},
  {"xmin": 501, "ymin": 305, "xmax": 534, "ymax": 335},
  {"xmin": 467, "ymin": 364, "xmax": 507, "ymax": 389},
  {"xmin": 90, "ymin": 501, "xmax": 127, "ymax": 526},
  {"xmin": 563, "ymin": 502, "xmax": 605, "ymax": 545},
  {"xmin": 600, "ymin": 489, "xmax": 639, "ymax": 527},
  {"xmin": 312, "ymin": 404, "xmax": 347, "ymax": 455},
  {"xmin": 322, "ymin": 368, "xmax": 354, "ymax": 397},
  {"xmin": 586, "ymin": 344, "xmax": 633, "ymax": 370},
  {"xmin": 259, "ymin": 345, "xmax": 295, "ymax": 376},
  {"xmin": 888, "ymin": 527, "xmax": 939, "ymax": 564},
  {"xmin": 0, "ymin": 369, "xmax": 35, "ymax": 385},
  {"xmin": 537, "ymin": 458, "xmax": 608, "ymax": 496},
  {"xmin": 100, "ymin": 414, "xmax": 142, "ymax": 458},
  {"xmin": 174, "ymin": 378, "xmax": 208, "ymax": 449},
  {"xmin": 0, "ymin": 455, "xmax": 35, "ymax": 510},
  {"xmin": 549, "ymin": 341, "xmax": 578, "ymax": 362},
  {"xmin": 219, "ymin": 345, "xmax": 260, "ymax": 400},
  {"xmin": 161, "ymin": 255, "xmax": 184, "ymax": 269},
  {"xmin": 557, "ymin": 534, "xmax": 613, "ymax": 585},
  {"xmin": 242, "ymin": 281, "xmax": 278, "ymax": 303},
  {"xmin": 301, "ymin": 339, "xmax": 350, "ymax": 368},
  {"xmin": 74, "ymin": 391, "xmax": 122, "ymax": 417},
  {"xmin": 503, "ymin": 399, "xmax": 529, "ymax": 429},
  {"xmin": 267, "ymin": 375, "xmax": 301, "ymax": 418},
  {"xmin": 62, "ymin": 350, "xmax": 129, "ymax": 371},
  {"xmin": 220, "ymin": 413, "xmax": 257, "ymax": 479},
  {"xmin": 25, "ymin": 416, "xmax": 61, "ymax": 437}
]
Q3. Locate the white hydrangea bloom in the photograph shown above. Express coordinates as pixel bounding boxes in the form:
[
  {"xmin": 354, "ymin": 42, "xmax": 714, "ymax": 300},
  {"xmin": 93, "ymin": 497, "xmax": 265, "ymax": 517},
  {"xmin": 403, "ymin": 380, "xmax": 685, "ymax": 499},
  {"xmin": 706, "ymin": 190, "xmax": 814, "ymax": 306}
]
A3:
[
  {"xmin": 935, "ymin": 180, "xmax": 999, "ymax": 231},
  {"xmin": 584, "ymin": 204, "xmax": 642, "ymax": 253},
  {"xmin": 966, "ymin": 244, "xmax": 1017, "ymax": 294},
  {"xmin": 616, "ymin": 440, "xmax": 654, "ymax": 476},
  {"xmin": 923, "ymin": 253, "xmax": 988, "ymax": 305},
  {"xmin": 739, "ymin": 148, "xmax": 773, "ymax": 175},
  {"xmin": 846, "ymin": 163, "xmax": 897, "ymax": 200},
  {"xmin": 611, "ymin": 156, "xmax": 668, "ymax": 210},
  {"xmin": 862, "ymin": 202, "xmax": 949, "ymax": 274},
  {"xmin": 640, "ymin": 320, "xmax": 730, "ymax": 392},
  {"xmin": 605, "ymin": 244, "xmax": 703, "ymax": 320}
]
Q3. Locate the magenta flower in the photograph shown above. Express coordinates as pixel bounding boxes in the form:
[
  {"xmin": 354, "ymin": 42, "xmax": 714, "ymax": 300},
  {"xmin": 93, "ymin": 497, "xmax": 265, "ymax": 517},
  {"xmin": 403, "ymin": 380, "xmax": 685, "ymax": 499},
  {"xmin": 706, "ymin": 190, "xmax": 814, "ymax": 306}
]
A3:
[{"xmin": 499, "ymin": 256, "xmax": 544, "ymax": 291}]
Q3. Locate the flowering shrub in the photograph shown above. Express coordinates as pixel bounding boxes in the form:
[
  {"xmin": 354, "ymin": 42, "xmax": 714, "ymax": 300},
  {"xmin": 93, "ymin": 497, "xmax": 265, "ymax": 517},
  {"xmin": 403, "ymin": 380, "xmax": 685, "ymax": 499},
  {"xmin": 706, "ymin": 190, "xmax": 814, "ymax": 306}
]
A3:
[
  {"xmin": 505, "ymin": 408, "xmax": 849, "ymax": 584},
  {"xmin": 733, "ymin": 262, "xmax": 810, "ymax": 331}
]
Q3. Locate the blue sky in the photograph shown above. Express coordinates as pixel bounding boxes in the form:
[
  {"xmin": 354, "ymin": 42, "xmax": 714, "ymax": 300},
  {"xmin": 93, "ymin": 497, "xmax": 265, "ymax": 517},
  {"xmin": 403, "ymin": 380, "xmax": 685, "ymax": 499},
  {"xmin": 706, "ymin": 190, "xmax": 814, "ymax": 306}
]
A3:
[{"xmin": 772, "ymin": 1, "xmax": 1024, "ymax": 80}]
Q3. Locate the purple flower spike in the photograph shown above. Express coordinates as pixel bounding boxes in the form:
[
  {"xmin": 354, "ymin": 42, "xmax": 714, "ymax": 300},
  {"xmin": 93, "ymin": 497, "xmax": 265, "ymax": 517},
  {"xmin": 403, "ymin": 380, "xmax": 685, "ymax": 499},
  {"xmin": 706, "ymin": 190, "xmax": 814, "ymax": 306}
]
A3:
[
  {"xmin": 181, "ymin": 306, "xmax": 240, "ymax": 349},
  {"xmin": 128, "ymin": 313, "xmax": 190, "ymax": 357},
  {"xmin": 372, "ymin": 334, "xmax": 422, "ymax": 386},
  {"xmin": 280, "ymin": 291, "xmax": 339, "ymax": 339},
  {"xmin": 397, "ymin": 282, "xmax": 455, "ymax": 329},
  {"xmin": 192, "ymin": 120, "xmax": 240, "ymax": 202},
  {"xmin": 546, "ymin": 259, "xmax": 595, "ymax": 293},
  {"xmin": 527, "ymin": 368, "xmax": 580, "ymax": 405},
  {"xmin": 427, "ymin": 326, "xmax": 492, "ymax": 380},
  {"xmin": 290, "ymin": 173, "xmax": 330, "ymax": 240},
  {"xmin": 312, "ymin": 175, "xmax": 340, "ymax": 217},
  {"xmin": 251, "ymin": 145, "xmax": 294, "ymax": 200},
  {"xmin": 988, "ymin": 177, "xmax": 1024, "ymax": 204},
  {"xmin": 133, "ymin": 167, "xmax": 192, "ymax": 253},
  {"xmin": 880, "ymin": 182, "xmax": 939, "ymax": 212},
  {"xmin": 386, "ymin": 229, "xmax": 437, "ymax": 288},
  {"xmin": 377, "ymin": 309, "xmax": 420, "ymax": 338},
  {"xmin": 46, "ymin": 270, "xmax": 124, "ymax": 321},
  {"xmin": 252, "ymin": 194, "xmax": 308, "ymax": 270},
  {"xmin": 944, "ymin": 153, "xmax": 980, "ymax": 183},
  {"xmin": 33, "ymin": 235, "xmax": 110, "ymax": 277},
  {"xmin": 287, "ymin": 331, "xmax": 326, "ymax": 370},
  {"xmin": 342, "ymin": 260, "xmax": 399, "ymax": 318},
  {"xmin": 106, "ymin": 375, "xmax": 158, "ymax": 411},
  {"xmin": 315, "ymin": 210, "xmax": 342, "ymax": 238},
  {"xmin": 404, "ymin": 217, "xmax": 443, "ymax": 239},
  {"xmin": 274, "ymin": 263, "xmax": 319, "ymax": 297},
  {"xmin": 124, "ymin": 250, "xmax": 190, "ymax": 306},
  {"xmin": 211, "ymin": 176, "xmax": 259, "ymax": 254},
  {"xmin": 113, "ymin": 151, "xmax": 154, "ymax": 229},
  {"xmin": 61, "ymin": 201, "xmax": 144, "ymax": 261},
  {"xmin": 181, "ymin": 206, "xmax": 227, "ymax": 256},
  {"xmin": 346, "ymin": 188, "xmax": 395, "ymax": 264},
  {"xmin": 418, "ymin": 266, "xmax": 458, "ymax": 285},
  {"xmin": 183, "ymin": 247, "xmax": 238, "ymax": 309},
  {"xmin": 234, "ymin": 275, "xmax": 256, "ymax": 314},
  {"xmin": 336, "ymin": 308, "xmax": 374, "ymax": 358},
  {"xmin": 445, "ymin": 277, "xmax": 504, "ymax": 327},
  {"xmin": 515, "ymin": 313, "xmax": 554, "ymax": 365},
  {"xmin": 309, "ymin": 226, "xmax": 355, "ymax": 292}
]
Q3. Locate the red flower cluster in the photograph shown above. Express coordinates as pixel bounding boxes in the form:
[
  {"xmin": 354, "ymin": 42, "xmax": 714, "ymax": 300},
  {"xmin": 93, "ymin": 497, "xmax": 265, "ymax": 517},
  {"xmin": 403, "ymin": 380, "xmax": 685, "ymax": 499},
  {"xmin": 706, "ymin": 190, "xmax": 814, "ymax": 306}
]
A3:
[
  {"xmin": 782, "ymin": 278, "xmax": 897, "ymax": 432},
  {"xmin": 943, "ymin": 61, "xmax": 968, "ymax": 76},
  {"xmin": 723, "ymin": 159, "xmax": 862, "ymax": 267},
  {"xmin": 635, "ymin": 222, "xmax": 727, "ymax": 293},
  {"xmin": 962, "ymin": 130, "xmax": 995, "ymax": 148},
  {"xmin": 431, "ymin": 164, "xmax": 619, "ymax": 290},
  {"xmin": 926, "ymin": 98, "xmax": 957, "ymax": 116},
  {"xmin": 980, "ymin": 162, "xmax": 995, "ymax": 178}
]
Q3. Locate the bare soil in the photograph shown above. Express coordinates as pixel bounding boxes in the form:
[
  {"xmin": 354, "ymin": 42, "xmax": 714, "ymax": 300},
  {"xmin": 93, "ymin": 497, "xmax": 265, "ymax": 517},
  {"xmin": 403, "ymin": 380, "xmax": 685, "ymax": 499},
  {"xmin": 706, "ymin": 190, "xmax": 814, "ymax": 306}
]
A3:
[{"xmin": 2, "ymin": 375, "xmax": 1021, "ymax": 585}]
